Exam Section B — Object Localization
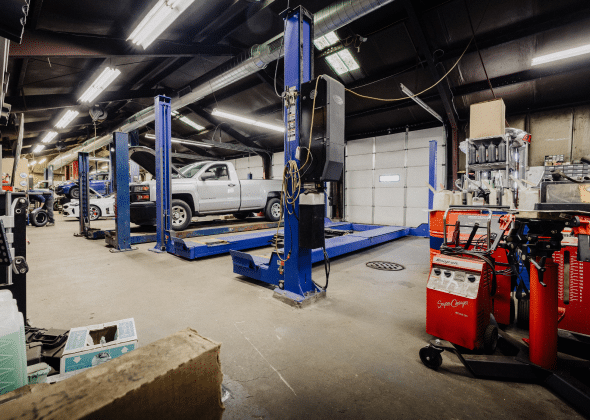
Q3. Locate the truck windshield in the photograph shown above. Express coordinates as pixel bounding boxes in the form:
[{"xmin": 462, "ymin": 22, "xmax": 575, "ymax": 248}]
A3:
[{"xmin": 178, "ymin": 162, "xmax": 207, "ymax": 178}]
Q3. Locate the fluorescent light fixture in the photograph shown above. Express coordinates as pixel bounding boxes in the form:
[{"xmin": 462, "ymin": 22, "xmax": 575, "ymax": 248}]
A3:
[
  {"xmin": 79, "ymin": 67, "xmax": 121, "ymax": 103},
  {"xmin": 211, "ymin": 109, "xmax": 285, "ymax": 133},
  {"xmin": 38, "ymin": 158, "xmax": 46, "ymax": 164},
  {"xmin": 314, "ymin": 31, "xmax": 339, "ymax": 51},
  {"xmin": 55, "ymin": 110, "xmax": 79, "ymax": 128},
  {"xmin": 145, "ymin": 133, "xmax": 213, "ymax": 147},
  {"xmin": 128, "ymin": 0, "xmax": 196, "ymax": 49},
  {"xmin": 379, "ymin": 174, "xmax": 400, "ymax": 183},
  {"xmin": 532, "ymin": 44, "xmax": 590, "ymax": 66},
  {"xmin": 29, "ymin": 160, "xmax": 37, "ymax": 166},
  {"xmin": 90, "ymin": 157, "xmax": 110, "ymax": 162},
  {"xmin": 41, "ymin": 131, "xmax": 58, "ymax": 143},
  {"xmin": 33, "ymin": 145, "xmax": 45, "ymax": 154},
  {"xmin": 400, "ymin": 83, "xmax": 443, "ymax": 123},
  {"xmin": 325, "ymin": 49, "xmax": 360, "ymax": 75},
  {"xmin": 172, "ymin": 110, "xmax": 205, "ymax": 131}
]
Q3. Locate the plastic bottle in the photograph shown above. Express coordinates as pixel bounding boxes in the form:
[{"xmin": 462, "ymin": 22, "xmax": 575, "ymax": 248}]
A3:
[
  {"xmin": 469, "ymin": 145, "xmax": 477, "ymax": 165},
  {"xmin": 0, "ymin": 292, "xmax": 28, "ymax": 394},
  {"xmin": 478, "ymin": 144, "xmax": 487, "ymax": 163},
  {"xmin": 498, "ymin": 140, "xmax": 506, "ymax": 162},
  {"xmin": 488, "ymin": 143, "xmax": 497, "ymax": 163}
]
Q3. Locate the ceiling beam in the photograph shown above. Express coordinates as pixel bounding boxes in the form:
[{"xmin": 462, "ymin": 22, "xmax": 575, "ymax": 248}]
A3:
[
  {"xmin": 9, "ymin": 30, "xmax": 241, "ymax": 58},
  {"xmin": 7, "ymin": 88, "xmax": 169, "ymax": 112}
]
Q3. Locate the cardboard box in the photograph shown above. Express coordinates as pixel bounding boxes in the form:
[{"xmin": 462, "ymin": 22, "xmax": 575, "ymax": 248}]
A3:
[
  {"xmin": 1, "ymin": 328, "xmax": 224, "ymax": 420},
  {"xmin": 1, "ymin": 158, "xmax": 29, "ymax": 191},
  {"xmin": 470, "ymin": 99, "xmax": 506, "ymax": 139},
  {"xmin": 60, "ymin": 318, "xmax": 138, "ymax": 373}
]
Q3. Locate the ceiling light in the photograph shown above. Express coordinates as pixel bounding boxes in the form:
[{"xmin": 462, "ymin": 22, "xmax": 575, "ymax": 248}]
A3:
[
  {"xmin": 314, "ymin": 31, "xmax": 339, "ymax": 51},
  {"xmin": 33, "ymin": 145, "xmax": 45, "ymax": 154},
  {"xmin": 79, "ymin": 67, "xmax": 121, "ymax": 103},
  {"xmin": 532, "ymin": 43, "xmax": 590, "ymax": 66},
  {"xmin": 326, "ymin": 49, "xmax": 360, "ymax": 75},
  {"xmin": 211, "ymin": 109, "xmax": 285, "ymax": 133},
  {"xmin": 90, "ymin": 157, "xmax": 110, "ymax": 162},
  {"xmin": 172, "ymin": 110, "xmax": 205, "ymax": 131},
  {"xmin": 29, "ymin": 160, "xmax": 37, "ymax": 166},
  {"xmin": 38, "ymin": 158, "xmax": 46, "ymax": 164},
  {"xmin": 128, "ymin": 0, "xmax": 196, "ymax": 49},
  {"xmin": 55, "ymin": 110, "xmax": 79, "ymax": 128},
  {"xmin": 145, "ymin": 133, "xmax": 213, "ymax": 147},
  {"xmin": 41, "ymin": 131, "xmax": 58, "ymax": 143}
]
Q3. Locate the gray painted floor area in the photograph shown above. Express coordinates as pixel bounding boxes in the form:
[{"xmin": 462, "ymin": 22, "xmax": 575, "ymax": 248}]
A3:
[{"xmin": 25, "ymin": 215, "xmax": 582, "ymax": 419}]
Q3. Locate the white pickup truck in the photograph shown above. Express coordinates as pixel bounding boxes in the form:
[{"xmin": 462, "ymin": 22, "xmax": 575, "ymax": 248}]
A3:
[{"xmin": 128, "ymin": 147, "xmax": 282, "ymax": 230}]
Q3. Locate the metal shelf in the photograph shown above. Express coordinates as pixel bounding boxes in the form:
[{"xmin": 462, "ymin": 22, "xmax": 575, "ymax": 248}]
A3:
[
  {"xmin": 467, "ymin": 135, "xmax": 506, "ymax": 143},
  {"xmin": 469, "ymin": 162, "xmax": 508, "ymax": 170}
]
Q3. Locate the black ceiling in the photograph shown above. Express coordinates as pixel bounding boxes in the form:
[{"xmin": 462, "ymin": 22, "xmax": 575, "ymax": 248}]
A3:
[{"xmin": 3, "ymin": 0, "xmax": 590, "ymax": 163}]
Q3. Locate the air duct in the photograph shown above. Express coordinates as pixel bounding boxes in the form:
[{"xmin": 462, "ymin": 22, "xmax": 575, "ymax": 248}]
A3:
[{"xmin": 48, "ymin": 0, "xmax": 395, "ymax": 170}]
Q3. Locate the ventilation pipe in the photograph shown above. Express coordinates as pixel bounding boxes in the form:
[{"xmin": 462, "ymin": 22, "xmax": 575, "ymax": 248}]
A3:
[{"xmin": 48, "ymin": 0, "xmax": 395, "ymax": 170}]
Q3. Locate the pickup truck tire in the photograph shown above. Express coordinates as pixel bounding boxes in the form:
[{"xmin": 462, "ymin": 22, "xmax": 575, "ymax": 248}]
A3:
[
  {"xmin": 171, "ymin": 199, "xmax": 192, "ymax": 231},
  {"xmin": 70, "ymin": 187, "xmax": 79, "ymax": 199},
  {"xmin": 265, "ymin": 198, "xmax": 281, "ymax": 222}
]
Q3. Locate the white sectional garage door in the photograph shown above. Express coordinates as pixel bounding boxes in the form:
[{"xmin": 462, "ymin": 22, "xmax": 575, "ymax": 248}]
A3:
[{"xmin": 345, "ymin": 127, "xmax": 446, "ymax": 227}]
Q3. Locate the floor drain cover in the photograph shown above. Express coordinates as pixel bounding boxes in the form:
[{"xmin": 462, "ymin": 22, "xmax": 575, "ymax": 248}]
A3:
[{"xmin": 366, "ymin": 261, "xmax": 405, "ymax": 271}]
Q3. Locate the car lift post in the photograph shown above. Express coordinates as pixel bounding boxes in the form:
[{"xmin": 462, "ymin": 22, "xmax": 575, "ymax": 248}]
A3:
[
  {"xmin": 110, "ymin": 131, "xmax": 135, "ymax": 252},
  {"xmin": 150, "ymin": 95, "xmax": 173, "ymax": 253},
  {"xmin": 275, "ymin": 6, "xmax": 324, "ymax": 304},
  {"xmin": 76, "ymin": 152, "xmax": 90, "ymax": 237}
]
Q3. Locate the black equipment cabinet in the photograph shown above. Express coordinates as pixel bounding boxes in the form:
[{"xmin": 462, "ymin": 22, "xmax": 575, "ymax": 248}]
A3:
[{"xmin": 0, "ymin": 192, "xmax": 27, "ymax": 319}]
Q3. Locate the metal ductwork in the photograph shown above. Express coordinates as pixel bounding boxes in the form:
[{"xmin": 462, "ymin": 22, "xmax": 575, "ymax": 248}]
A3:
[{"xmin": 48, "ymin": 0, "xmax": 395, "ymax": 170}]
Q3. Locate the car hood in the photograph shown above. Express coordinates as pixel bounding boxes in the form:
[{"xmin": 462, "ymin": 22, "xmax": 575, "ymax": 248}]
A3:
[{"xmin": 129, "ymin": 146, "xmax": 184, "ymax": 177}]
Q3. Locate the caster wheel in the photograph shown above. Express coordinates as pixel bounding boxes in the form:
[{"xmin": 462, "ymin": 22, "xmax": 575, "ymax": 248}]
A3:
[
  {"xmin": 419, "ymin": 346, "xmax": 443, "ymax": 370},
  {"xmin": 483, "ymin": 324, "xmax": 498, "ymax": 354}
]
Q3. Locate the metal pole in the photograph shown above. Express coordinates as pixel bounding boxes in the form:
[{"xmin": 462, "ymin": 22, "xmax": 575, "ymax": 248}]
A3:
[
  {"xmin": 281, "ymin": 6, "xmax": 317, "ymax": 300},
  {"xmin": 151, "ymin": 96, "xmax": 172, "ymax": 253},
  {"xmin": 111, "ymin": 132, "xmax": 134, "ymax": 252},
  {"xmin": 78, "ymin": 152, "xmax": 90, "ymax": 237}
]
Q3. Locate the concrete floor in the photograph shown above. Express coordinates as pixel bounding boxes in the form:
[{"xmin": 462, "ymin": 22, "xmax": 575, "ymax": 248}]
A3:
[{"xmin": 25, "ymin": 215, "xmax": 583, "ymax": 419}]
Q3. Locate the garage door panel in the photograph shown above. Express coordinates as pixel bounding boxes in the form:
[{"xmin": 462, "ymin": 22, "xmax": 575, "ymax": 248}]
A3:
[
  {"xmin": 235, "ymin": 157, "xmax": 249, "ymax": 169},
  {"xmin": 346, "ymin": 138, "xmax": 374, "ymax": 156},
  {"xmin": 406, "ymin": 207, "xmax": 429, "ymax": 227},
  {"xmin": 345, "ymin": 170, "xmax": 372, "ymax": 189},
  {"xmin": 375, "ymin": 134, "xmax": 406, "ymax": 153},
  {"xmin": 346, "ymin": 188, "xmax": 372, "ymax": 207},
  {"xmin": 347, "ymin": 206, "xmax": 373, "ymax": 224},
  {"xmin": 406, "ymin": 166, "xmax": 429, "ymax": 188},
  {"xmin": 374, "ymin": 189, "xmax": 404, "ymax": 207},
  {"xmin": 375, "ymin": 151, "xmax": 405, "ymax": 169},
  {"xmin": 251, "ymin": 167, "xmax": 263, "ymax": 179},
  {"xmin": 407, "ymin": 187, "xmax": 429, "ymax": 208},
  {"xmin": 407, "ymin": 147, "xmax": 430, "ymax": 162},
  {"xmin": 374, "ymin": 206, "xmax": 404, "ymax": 226},
  {"xmin": 346, "ymin": 154, "xmax": 373, "ymax": 171},
  {"xmin": 407, "ymin": 127, "xmax": 444, "ymax": 149}
]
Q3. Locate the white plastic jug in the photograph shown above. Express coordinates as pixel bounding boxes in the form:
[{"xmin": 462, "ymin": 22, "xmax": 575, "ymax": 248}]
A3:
[
  {"xmin": 0, "ymin": 292, "xmax": 28, "ymax": 395},
  {"xmin": 432, "ymin": 190, "xmax": 452, "ymax": 211}
]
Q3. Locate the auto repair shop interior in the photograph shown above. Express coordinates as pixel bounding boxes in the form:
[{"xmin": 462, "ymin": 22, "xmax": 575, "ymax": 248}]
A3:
[{"xmin": 1, "ymin": 0, "xmax": 590, "ymax": 418}]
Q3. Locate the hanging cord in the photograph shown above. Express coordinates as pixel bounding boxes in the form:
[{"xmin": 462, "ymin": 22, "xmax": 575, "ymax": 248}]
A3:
[
  {"xmin": 345, "ymin": 0, "xmax": 492, "ymax": 103},
  {"xmin": 273, "ymin": 75, "xmax": 323, "ymax": 261},
  {"xmin": 463, "ymin": 0, "xmax": 495, "ymax": 99}
]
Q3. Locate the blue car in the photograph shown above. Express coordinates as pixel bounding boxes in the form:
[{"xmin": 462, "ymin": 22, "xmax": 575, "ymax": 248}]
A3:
[{"xmin": 56, "ymin": 171, "xmax": 110, "ymax": 199}]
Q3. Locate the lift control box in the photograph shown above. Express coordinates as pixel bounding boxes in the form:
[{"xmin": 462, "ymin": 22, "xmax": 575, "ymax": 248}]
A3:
[
  {"xmin": 300, "ymin": 75, "xmax": 345, "ymax": 183},
  {"xmin": 426, "ymin": 255, "xmax": 493, "ymax": 350}
]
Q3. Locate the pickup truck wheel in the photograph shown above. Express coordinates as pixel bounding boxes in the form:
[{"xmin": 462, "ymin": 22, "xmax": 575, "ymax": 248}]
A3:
[
  {"xmin": 171, "ymin": 199, "xmax": 191, "ymax": 231},
  {"xmin": 265, "ymin": 198, "xmax": 281, "ymax": 222},
  {"xmin": 70, "ymin": 187, "xmax": 79, "ymax": 199}
]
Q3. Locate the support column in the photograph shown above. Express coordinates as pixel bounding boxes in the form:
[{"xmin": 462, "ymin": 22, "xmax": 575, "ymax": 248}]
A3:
[
  {"xmin": 151, "ymin": 95, "xmax": 172, "ymax": 253},
  {"xmin": 111, "ymin": 132, "xmax": 135, "ymax": 252},
  {"xmin": 77, "ymin": 152, "xmax": 90, "ymax": 237}
]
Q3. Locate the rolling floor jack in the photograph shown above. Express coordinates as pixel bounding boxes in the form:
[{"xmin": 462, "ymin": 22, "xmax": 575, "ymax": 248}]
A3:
[{"xmin": 420, "ymin": 211, "xmax": 590, "ymax": 416}]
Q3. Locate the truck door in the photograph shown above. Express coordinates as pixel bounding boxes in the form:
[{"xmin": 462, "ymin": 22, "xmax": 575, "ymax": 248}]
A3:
[{"xmin": 197, "ymin": 163, "xmax": 240, "ymax": 212}]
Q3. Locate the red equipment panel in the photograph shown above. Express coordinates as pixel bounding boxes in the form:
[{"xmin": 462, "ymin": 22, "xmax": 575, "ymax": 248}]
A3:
[
  {"xmin": 554, "ymin": 244, "xmax": 590, "ymax": 336},
  {"xmin": 426, "ymin": 255, "xmax": 493, "ymax": 350}
]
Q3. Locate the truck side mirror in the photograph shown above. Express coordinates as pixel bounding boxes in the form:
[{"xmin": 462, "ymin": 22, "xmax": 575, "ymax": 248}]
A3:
[{"xmin": 200, "ymin": 173, "xmax": 215, "ymax": 181}]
